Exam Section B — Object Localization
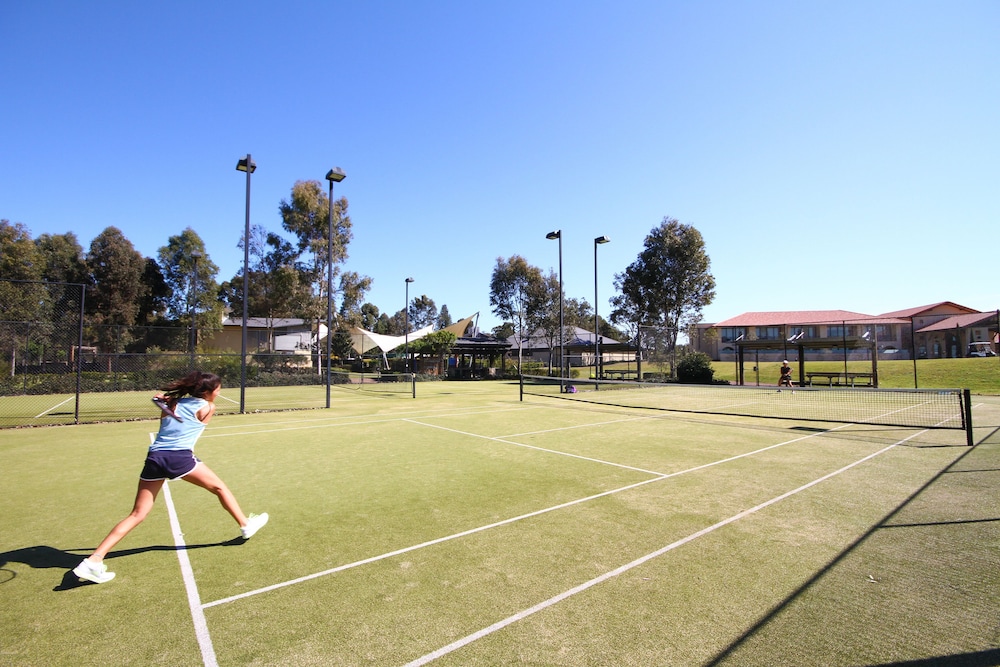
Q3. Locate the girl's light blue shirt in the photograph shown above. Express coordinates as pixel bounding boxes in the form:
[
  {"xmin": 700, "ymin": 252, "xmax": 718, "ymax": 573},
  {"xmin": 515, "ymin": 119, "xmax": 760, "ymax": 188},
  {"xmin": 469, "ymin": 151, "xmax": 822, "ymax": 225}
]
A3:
[{"xmin": 149, "ymin": 397, "xmax": 208, "ymax": 451}]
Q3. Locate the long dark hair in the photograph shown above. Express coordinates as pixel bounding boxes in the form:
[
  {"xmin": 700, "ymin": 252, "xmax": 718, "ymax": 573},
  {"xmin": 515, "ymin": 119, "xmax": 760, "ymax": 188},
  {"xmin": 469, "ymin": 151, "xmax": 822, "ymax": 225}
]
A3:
[{"xmin": 162, "ymin": 371, "xmax": 221, "ymax": 400}]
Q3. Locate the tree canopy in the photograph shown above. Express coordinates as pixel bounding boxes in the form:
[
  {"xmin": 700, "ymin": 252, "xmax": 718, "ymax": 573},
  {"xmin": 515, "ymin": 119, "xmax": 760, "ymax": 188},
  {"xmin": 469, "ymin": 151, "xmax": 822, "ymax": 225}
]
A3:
[
  {"xmin": 610, "ymin": 217, "xmax": 715, "ymax": 371},
  {"xmin": 489, "ymin": 255, "xmax": 548, "ymax": 370}
]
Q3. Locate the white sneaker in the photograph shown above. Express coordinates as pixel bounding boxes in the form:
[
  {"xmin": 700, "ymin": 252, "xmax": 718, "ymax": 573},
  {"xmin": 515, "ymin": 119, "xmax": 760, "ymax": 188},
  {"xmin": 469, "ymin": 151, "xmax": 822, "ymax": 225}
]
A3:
[
  {"xmin": 73, "ymin": 558, "xmax": 116, "ymax": 584},
  {"xmin": 240, "ymin": 513, "xmax": 269, "ymax": 539}
]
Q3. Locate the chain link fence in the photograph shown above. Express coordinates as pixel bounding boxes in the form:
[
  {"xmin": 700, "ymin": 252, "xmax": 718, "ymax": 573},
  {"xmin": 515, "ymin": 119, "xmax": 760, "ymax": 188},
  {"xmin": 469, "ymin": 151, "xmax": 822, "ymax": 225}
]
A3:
[
  {"xmin": 0, "ymin": 280, "xmax": 333, "ymax": 428},
  {"xmin": 636, "ymin": 324, "xmax": 678, "ymax": 380}
]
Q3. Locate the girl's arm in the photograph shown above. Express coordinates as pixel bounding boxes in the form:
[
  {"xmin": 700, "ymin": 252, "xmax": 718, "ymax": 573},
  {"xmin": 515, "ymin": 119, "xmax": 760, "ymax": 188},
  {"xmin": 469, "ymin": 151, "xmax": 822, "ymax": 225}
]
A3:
[{"xmin": 197, "ymin": 401, "xmax": 217, "ymax": 423}]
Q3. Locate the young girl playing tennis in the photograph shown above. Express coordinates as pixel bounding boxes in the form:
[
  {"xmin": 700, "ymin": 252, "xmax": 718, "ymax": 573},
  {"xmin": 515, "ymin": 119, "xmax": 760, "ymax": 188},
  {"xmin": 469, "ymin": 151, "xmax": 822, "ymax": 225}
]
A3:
[{"xmin": 73, "ymin": 371, "xmax": 268, "ymax": 584}]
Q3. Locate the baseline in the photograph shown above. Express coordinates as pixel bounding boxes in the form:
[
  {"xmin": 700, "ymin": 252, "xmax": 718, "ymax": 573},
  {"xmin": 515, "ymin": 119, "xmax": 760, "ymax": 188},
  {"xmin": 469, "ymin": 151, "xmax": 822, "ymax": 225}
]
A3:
[{"xmin": 33, "ymin": 395, "xmax": 74, "ymax": 419}]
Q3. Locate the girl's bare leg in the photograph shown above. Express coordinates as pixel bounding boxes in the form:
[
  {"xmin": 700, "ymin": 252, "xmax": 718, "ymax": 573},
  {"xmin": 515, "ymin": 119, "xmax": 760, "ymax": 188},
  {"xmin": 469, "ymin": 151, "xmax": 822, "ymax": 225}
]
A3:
[
  {"xmin": 87, "ymin": 479, "xmax": 164, "ymax": 563},
  {"xmin": 182, "ymin": 463, "xmax": 249, "ymax": 527}
]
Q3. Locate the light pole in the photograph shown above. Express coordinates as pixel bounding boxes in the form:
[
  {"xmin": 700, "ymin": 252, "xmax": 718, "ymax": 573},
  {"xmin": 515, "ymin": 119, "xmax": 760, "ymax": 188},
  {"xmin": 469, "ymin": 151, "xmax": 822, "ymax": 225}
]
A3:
[
  {"xmin": 236, "ymin": 154, "xmax": 256, "ymax": 414},
  {"xmin": 404, "ymin": 277, "xmax": 414, "ymax": 373},
  {"xmin": 594, "ymin": 235, "xmax": 610, "ymax": 381},
  {"xmin": 324, "ymin": 167, "xmax": 346, "ymax": 409},
  {"xmin": 546, "ymin": 230, "xmax": 564, "ymax": 388},
  {"xmin": 189, "ymin": 250, "xmax": 202, "ymax": 368}
]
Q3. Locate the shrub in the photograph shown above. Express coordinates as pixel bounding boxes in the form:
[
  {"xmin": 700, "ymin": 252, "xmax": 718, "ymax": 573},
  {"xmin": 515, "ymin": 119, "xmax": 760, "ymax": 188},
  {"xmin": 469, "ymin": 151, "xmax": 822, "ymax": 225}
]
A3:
[{"xmin": 677, "ymin": 352, "xmax": 715, "ymax": 384}]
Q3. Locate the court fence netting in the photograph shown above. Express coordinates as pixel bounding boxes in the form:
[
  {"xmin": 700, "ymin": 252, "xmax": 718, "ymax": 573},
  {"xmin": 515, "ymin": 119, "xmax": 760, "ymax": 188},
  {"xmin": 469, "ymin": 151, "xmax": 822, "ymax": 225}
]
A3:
[
  {"xmin": 0, "ymin": 280, "xmax": 416, "ymax": 429},
  {"xmin": 519, "ymin": 374, "xmax": 974, "ymax": 445}
]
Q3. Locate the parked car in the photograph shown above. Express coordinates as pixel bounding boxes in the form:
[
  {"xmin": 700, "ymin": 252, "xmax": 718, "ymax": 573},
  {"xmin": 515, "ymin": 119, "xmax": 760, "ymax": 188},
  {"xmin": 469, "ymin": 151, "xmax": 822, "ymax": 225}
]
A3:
[{"xmin": 967, "ymin": 342, "xmax": 997, "ymax": 357}]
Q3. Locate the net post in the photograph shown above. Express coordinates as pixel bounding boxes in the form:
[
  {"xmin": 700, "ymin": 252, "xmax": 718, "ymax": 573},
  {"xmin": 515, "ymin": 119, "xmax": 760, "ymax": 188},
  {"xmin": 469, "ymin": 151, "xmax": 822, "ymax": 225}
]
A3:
[
  {"xmin": 519, "ymin": 374, "xmax": 524, "ymax": 401},
  {"xmin": 963, "ymin": 388, "xmax": 974, "ymax": 447},
  {"xmin": 411, "ymin": 372, "xmax": 416, "ymax": 399}
]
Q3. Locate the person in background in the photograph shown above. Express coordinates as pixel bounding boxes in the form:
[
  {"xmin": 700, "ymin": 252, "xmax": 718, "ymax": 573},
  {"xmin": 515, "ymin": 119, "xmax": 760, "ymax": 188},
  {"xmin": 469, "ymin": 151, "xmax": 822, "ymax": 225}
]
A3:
[{"xmin": 779, "ymin": 360, "xmax": 793, "ymax": 387}]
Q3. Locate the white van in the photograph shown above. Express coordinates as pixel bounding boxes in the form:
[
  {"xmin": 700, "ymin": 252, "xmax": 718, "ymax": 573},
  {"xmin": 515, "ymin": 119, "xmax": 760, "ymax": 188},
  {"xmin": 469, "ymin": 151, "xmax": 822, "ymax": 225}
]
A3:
[{"xmin": 967, "ymin": 342, "xmax": 996, "ymax": 357}]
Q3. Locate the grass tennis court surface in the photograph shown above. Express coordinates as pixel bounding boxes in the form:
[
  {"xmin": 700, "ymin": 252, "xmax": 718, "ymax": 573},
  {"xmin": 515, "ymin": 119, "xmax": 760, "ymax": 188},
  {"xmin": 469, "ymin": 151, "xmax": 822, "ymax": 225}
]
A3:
[{"xmin": 3, "ymin": 382, "xmax": 998, "ymax": 666}]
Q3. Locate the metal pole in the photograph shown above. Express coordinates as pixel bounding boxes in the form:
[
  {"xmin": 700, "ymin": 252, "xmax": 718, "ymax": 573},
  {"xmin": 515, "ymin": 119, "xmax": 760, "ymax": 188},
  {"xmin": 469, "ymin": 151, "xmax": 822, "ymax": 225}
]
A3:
[
  {"xmin": 592, "ymin": 235, "xmax": 610, "ymax": 384},
  {"xmin": 404, "ymin": 277, "xmax": 413, "ymax": 373},
  {"xmin": 240, "ymin": 154, "xmax": 252, "ymax": 413},
  {"xmin": 842, "ymin": 320, "xmax": 848, "ymax": 383},
  {"xmin": 910, "ymin": 315, "xmax": 918, "ymax": 388},
  {"xmin": 594, "ymin": 240, "xmax": 599, "ymax": 383},
  {"xmin": 189, "ymin": 252, "xmax": 199, "ymax": 369},
  {"xmin": 964, "ymin": 388, "xmax": 974, "ymax": 447},
  {"xmin": 558, "ymin": 233, "xmax": 563, "ymax": 385},
  {"xmin": 326, "ymin": 178, "xmax": 334, "ymax": 409},
  {"xmin": 75, "ymin": 284, "xmax": 85, "ymax": 424},
  {"xmin": 546, "ymin": 231, "xmax": 564, "ymax": 388}
]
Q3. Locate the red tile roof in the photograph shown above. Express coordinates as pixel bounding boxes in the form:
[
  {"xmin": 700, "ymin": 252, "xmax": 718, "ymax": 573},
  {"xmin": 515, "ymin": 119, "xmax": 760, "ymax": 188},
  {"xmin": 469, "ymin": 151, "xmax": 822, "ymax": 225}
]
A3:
[
  {"xmin": 879, "ymin": 302, "xmax": 979, "ymax": 318},
  {"xmin": 918, "ymin": 312, "xmax": 999, "ymax": 332},
  {"xmin": 715, "ymin": 310, "xmax": 886, "ymax": 327}
]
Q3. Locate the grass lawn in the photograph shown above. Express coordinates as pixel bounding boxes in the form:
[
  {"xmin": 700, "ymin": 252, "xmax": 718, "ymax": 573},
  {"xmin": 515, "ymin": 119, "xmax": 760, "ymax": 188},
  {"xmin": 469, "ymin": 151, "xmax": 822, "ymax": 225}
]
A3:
[
  {"xmin": 714, "ymin": 357, "xmax": 1000, "ymax": 394},
  {"xmin": 602, "ymin": 357, "xmax": 1000, "ymax": 394}
]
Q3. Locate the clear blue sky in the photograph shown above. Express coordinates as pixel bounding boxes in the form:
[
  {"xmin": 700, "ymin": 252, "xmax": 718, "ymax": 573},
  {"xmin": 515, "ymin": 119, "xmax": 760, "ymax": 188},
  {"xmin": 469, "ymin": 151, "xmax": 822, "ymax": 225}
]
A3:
[{"xmin": 2, "ymin": 1, "xmax": 997, "ymax": 333}]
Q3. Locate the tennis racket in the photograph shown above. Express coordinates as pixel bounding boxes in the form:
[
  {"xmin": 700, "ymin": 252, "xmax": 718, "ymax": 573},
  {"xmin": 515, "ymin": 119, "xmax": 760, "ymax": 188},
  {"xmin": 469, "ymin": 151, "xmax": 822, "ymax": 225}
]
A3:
[{"xmin": 152, "ymin": 396, "xmax": 182, "ymax": 422}]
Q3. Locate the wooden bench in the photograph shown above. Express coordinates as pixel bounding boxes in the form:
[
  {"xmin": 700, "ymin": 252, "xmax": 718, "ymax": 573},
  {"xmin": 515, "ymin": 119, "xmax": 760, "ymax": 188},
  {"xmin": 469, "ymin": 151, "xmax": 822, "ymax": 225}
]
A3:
[
  {"xmin": 805, "ymin": 372, "xmax": 875, "ymax": 387},
  {"xmin": 601, "ymin": 371, "xmax": 636, "ymax": 381}
]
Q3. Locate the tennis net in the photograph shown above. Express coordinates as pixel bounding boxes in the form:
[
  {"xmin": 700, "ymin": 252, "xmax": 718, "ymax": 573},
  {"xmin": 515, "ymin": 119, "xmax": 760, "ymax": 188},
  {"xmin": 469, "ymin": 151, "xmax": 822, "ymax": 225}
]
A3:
[
  {"xmin": 331, "ymin": 370, "xmax": 415, "ymax": 397},
  {"xmin": 520, "ymin": 374, "xmax": 971, "ymax": 434}
]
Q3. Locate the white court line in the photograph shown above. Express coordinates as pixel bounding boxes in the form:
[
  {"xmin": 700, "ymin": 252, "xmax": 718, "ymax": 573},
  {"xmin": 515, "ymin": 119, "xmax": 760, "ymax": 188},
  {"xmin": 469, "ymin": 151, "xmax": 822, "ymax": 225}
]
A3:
[
  {"xmin": 163, "ymin": 480, "xmax": 218, "ymax": 666},
  {"xmin": 500, "ymin": 415, "xmax": 650, "ymax": 438},
  {"xmin": 33, "ymin": 395, "xmax": 74, "ymax": 419},
  {"xmin": 202, "ymin": 423, "xmax": 837, "ymax": 609},
  {"xmin": 200, "ymin": 406, "xmax": 534, "ymax": 439},
  {"xmin": 405, "ymin": 418, "xmax": 838, "ymax": 478},
  {"xmin": 405, "ymin": 418, "xmax": 667, "ymax": 476},
  {"xmin": 145, "ymin": 431, "xmax": 217, "ymax": 667},
  {"xmin": 401, "ymin": 430, "xmax": 928, "ymax": 667},
  {"xmin": 201, "ymin": 475, "xmax": 666, "ymax": 609}
]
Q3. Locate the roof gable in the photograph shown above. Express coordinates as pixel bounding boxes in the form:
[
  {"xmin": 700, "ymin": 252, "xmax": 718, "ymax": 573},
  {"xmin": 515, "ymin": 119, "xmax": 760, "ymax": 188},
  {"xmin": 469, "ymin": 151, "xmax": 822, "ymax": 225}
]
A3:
[{"xmin": 879, "ymin": 302, "xmax": 980, "ymax": 318}]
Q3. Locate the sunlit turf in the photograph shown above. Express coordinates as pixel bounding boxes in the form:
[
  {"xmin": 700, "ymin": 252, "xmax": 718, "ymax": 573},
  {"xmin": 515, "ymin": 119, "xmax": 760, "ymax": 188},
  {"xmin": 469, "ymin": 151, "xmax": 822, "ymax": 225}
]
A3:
[{"xmin": 2, "ymin": 384, "xmax": 998, "ymax": 665}]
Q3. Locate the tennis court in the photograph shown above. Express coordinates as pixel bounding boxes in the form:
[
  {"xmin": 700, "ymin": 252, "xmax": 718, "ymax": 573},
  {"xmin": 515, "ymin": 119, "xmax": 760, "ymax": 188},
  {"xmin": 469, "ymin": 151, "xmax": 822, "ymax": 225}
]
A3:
[{"xmin": 3, "ymin": 382, "xmax": 998, "ymax": 666}]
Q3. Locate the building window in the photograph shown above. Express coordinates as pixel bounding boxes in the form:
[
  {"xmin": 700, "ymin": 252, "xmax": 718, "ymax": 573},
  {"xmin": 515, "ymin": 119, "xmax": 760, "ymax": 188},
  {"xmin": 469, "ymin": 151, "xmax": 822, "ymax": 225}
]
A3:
[
  {"xmin": 721, "ymin": 327, "xmax": 746, "ymax": 342},
  {"xmin": 756, "ymin": 327, "xmax": 780, "ymax": 340}
]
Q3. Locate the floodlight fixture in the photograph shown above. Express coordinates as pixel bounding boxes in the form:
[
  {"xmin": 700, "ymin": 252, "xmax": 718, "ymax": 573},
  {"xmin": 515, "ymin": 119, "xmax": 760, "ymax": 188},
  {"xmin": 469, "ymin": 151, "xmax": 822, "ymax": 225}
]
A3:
[{"xmin": 236, "ymin": 157, "xmax": 257, "ymax": 173}]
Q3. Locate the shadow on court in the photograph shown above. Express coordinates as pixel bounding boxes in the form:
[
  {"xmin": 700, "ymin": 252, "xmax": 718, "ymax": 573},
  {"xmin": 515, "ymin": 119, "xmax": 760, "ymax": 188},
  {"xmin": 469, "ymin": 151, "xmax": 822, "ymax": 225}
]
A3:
[
  {"xmin": 864, "ymin": 648, "xmax": 1000, "ymax": 667},
  {"xmin": 705, "ymin": 438, "xmax": 1000, "ymax": 666},
  {"xmin": 0, "ymin": 540, "xmax": 245, "ymax": 590}
]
